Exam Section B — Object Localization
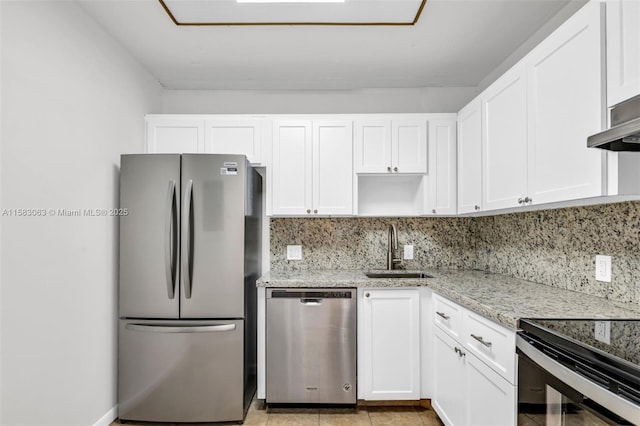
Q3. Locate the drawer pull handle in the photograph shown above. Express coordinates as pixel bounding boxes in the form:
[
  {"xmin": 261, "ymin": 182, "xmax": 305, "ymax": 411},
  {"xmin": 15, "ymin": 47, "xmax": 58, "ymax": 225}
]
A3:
[
  {"xmin": 436, "ymin": 311, "xmax": 450, "ymax": 320},
  {"xmin": 471, "ymin": 334, "xmax": 492, "ymax": 347}
]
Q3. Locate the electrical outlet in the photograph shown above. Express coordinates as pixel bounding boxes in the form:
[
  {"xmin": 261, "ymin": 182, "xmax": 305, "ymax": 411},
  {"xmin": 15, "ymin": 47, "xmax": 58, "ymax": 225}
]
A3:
[
  {"xmin": 594, "ymin": 320, "xmax": 611, "ymax": 345},
  {"xmin": 286, "ymin": 245, "xmax": 302, "ymax": 260},
  {"xmin": 404, "ymin": 245, "xmax": 414, "ymax": 260},
  {"xmin": 595, "ymin": 255, "xmax": 612, "ymax": 282}
]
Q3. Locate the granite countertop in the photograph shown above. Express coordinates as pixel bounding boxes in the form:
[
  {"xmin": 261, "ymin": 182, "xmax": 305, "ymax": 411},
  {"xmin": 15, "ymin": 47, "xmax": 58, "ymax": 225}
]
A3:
[{"xmin": 257, "ymin": 269, "xmax": 640, "ymax": 329}]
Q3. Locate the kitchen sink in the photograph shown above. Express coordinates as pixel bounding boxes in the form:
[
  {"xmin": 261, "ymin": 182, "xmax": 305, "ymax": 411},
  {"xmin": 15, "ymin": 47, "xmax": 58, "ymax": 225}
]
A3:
[{"xmin": 365, "ymin": 271, "xmax": 434, "ymax": 279}]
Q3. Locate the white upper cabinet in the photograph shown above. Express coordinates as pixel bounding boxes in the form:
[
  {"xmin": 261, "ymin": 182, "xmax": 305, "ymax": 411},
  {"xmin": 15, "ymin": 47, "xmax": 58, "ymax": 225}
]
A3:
[
  {"xmin": 146, "ymin": 117, "xmax": 204, "ymax": 153},
  {"xmin": 355, "ymin": 118, "xmax": 427, "ymax": 174},
  {"xmin": 526, "ymin": 0, "xmax": 604, "ymax": 205},
  {"xmin": 457, "ymin": 99, "xmax": 483, "ymax": 214},
  {"xmin": 270, "ymin": 119, "xmax": 353, "ymax": 216},
  {"xmin": 606, "ymin": 0, "xmax": 640, "ymax": 107},
  {"xmin": 426, "ymin": 118, "xmax": 457, "ymax": 215},
  {"xmin": 482, "ymin": 64, "xmax": 529, "ymax": 211},
  {"xmin": 203, "ymin": 119, "xmax": 263, "ymax": 164},
  {"xmin": 270, "ymin": 120, "xmax": 313, "ymax": 216},
  {"xmin": 312, "ymin": 120, "xmax": 354, "ymax": 215}
]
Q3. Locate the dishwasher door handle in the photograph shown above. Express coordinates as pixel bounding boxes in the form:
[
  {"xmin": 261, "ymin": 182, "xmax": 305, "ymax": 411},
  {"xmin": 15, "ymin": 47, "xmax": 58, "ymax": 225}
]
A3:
[{"xmin": 300, "ymin": 298, "xmax": 323, "ymax": 305}]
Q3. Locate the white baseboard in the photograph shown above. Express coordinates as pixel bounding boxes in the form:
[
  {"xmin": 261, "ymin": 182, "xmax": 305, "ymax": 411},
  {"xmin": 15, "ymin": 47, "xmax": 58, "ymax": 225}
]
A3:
[{"xmin": 93, "ymin": 405, "xmax": 118, "ymax": 426}]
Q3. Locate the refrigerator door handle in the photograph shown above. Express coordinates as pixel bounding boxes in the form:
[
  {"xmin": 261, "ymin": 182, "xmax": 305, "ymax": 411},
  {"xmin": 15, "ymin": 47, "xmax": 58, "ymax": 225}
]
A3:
[
  {"xmin": 125, "ymin": 323, "xmax": 236, "ymax": 333},
  {"xmin": 164, "ymin": 180, "xmax": 177, "ymax": 299},
  {"xmin": 182, "ymin": 179, "xmax": 194, "ymax": 299}
]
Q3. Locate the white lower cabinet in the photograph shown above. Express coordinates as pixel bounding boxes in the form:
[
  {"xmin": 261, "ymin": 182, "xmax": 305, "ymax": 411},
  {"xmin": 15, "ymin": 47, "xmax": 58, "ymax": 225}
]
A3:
[
  {"xmin": 358, "ymin": 288, "xmax": 420, "ymax": 400},
  {"xmin": 432, "ymin": 294, "xmax": 516, "ymax": 426}
]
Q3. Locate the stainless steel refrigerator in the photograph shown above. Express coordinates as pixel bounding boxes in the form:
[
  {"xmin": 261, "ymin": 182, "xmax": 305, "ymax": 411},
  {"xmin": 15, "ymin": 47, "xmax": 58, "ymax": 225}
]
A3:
[{"xmin": 118, "ymin": 154, "xmax": 261, "ymax": 423}]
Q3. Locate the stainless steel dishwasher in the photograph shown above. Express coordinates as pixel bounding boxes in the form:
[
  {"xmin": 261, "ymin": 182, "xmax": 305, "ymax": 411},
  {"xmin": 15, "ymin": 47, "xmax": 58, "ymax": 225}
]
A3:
[{"xmin": 266, "ymin": 288, "xmax": 357, "ymax": 404}]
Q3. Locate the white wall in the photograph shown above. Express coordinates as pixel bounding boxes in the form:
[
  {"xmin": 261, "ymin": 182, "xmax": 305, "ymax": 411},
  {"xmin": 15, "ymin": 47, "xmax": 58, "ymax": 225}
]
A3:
[
  {"xmin": 161, "ymin": 86, "xmax": 478, "ymax": 114},
  {"xmin": 0, "ymin": 2, "xmax": 162, "ymax": 425}
]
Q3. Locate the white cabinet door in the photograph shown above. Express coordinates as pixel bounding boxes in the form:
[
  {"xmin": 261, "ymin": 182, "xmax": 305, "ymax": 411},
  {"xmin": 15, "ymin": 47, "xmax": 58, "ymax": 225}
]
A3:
[
  {"xmin": 607, "ymin": 0, "xmax": 640, "ymax": 107},
  {"xmin": 526, "ymin": 0, "xmax": 604, "ymax": 205},
  {"xmin": 146, "ymin": 117, "xmax": 204, "ymax": 153},
  {"xmin": 355, "ymin": 118, "xmax": 427, "ymax": 174},
  {"xmin": 457, "ymin": 99, "xmax": 483, "ymax": 214},
  {"xmin": 393, "ymin": 120, "xmax": 428, "ymax": 174},
  {"xmin": 427, "ymin": 119, "xmax": 457, "ymax": 215},
  {"xmin": 465, "ymin": 352, "xmax": 516, "ymax": 426},
  {"xmin": 312, "ymin": 120, "xmax": 353, "ymax": 215},
  {"xmin": 203, "ymin": 119, "xmax": 263, "ymax": 164},
  {"xmin": 432, "ymin": 327, "xmax": 465, "ymax": 426},
  {"xmin": 354, "ymin": 119, "xmax": 392, "ymax": 173},
  {"xmin": 271, "ymin": 120, "xmax": 312, "ymax": 216},
  {"xmin": 361, "ymin": 289, "xmax": 420, "ymax": 400},
  {"xmin": 482, "ymin": 64, "xmax": 529, "ymax": 210}
]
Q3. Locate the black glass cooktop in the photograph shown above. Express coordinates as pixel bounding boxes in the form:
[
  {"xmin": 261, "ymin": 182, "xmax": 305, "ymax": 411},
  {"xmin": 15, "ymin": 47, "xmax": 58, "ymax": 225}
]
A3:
[{"xmin": 519, "ymin": 318, "xmax": 640, "ymax": 400}]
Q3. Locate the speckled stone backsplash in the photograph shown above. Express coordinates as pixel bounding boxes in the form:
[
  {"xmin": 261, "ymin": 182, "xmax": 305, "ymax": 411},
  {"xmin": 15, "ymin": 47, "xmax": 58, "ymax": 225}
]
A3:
[
  {"xmin": 474, "ymin": 201, "xmax": 640, "ymax": 305},
  {"xmin": 270, "ymin": 217, "xmax": 477, "ymax": 271},
  {"xmin": 270, "ymin": 201, "xmax": 640, "ymax": 306}
]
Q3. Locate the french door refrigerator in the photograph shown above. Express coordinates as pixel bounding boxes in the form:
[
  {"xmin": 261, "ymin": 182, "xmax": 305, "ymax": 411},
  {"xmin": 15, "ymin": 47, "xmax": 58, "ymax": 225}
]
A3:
[{"xmin": 118, "ymin": 154, "xmax": 261, "ymax": 423}]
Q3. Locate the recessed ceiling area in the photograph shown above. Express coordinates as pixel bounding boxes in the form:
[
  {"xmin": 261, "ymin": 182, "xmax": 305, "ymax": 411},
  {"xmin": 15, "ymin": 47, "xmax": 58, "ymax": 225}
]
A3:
[
  {"xmin": 159, "ymin": 0, "xmax": 426, "ymax": 25},
  {"xmin": 77, "ymin": 0, "xmax": 584, "ymax": 91}
]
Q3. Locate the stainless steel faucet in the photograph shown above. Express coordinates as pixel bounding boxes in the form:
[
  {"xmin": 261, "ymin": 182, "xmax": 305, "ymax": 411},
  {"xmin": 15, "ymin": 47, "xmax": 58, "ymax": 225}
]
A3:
[{"xmin": 387, "ymin": 224, "xmax": 401, "ymax": 270}]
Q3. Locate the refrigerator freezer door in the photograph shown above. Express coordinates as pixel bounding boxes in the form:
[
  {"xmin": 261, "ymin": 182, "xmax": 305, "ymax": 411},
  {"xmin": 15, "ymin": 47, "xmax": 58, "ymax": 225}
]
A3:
[
  {"xmin": 118, "ymin": 319, "xmax": 246, "ymax": 423},
  {"xmin": 180, "ymin": 154, "xmax": 246, "ymax": 318},
  {"xmin": 120, "ymin": 154, "xmax": 180, "ymax": 319}
]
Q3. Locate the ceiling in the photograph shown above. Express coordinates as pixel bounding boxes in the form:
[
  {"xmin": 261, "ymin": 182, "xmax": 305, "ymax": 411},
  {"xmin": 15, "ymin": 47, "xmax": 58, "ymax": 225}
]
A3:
[{"xmin": 76, "ymin": 0, "xmax": 582, "ymax": 91}]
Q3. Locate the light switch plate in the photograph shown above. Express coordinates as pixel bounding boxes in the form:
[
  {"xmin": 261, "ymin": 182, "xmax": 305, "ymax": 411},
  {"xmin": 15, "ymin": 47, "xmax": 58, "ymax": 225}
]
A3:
[
  {"xmin": 594, "ymin": 320, "xmax": 611, "ymax": 345},
  {"xmin": 595, "ymin": 255, "xmax": 611, "ymax": 282},
  {"xmin": 287, "ymin": 245, "xmax": 302, "ymax": 260},
  {"xmin": 404, "ymin": 245, "xmax": 414, "ymax": 260}
]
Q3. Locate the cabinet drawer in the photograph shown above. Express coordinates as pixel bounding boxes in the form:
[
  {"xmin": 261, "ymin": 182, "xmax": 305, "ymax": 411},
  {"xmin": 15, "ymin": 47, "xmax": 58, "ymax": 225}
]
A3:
[
  {"xmin": 433, "ymin": 293, "xmax": 463, "ymax": 340},
  {"xmin": 462, "ymin": 310, "xmax": 516, "ymax": 384}
]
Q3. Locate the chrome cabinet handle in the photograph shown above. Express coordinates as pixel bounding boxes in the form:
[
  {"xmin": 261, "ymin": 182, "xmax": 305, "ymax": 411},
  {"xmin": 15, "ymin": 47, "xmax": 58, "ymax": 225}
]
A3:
[
  {"xmin": 454, "ymin": 347, "xmax": 466, "ymax": 357},
  {"xmin": 474, "ymin": 205, "xmax": 480, "ymax": 211},
  {"xmin": 393, "ymin": 167, "xmax": 398, "ymax": 172},
  {"xmin": 182, "ymin": 179, "xmax": 193, "ymax": 299},
  {"xmin": 313, "ymin": 209, "xmax": 318, "ymax": 214},
  {"xmin": 165, "ymin": 180, "xmax": 177, "ymax": 300},
  {"xmin": 365, "ymin": 292, "xmax": 370, "ymax": 298},
  {"xmin": 471, "ymin": 334, "xmax": 492, "ymax": 347},
  {"xmin": 387, "ymin": 166, "xmax": 392, "ymax": 172},
  {"xmin": 307, "ymin": 209, "xmax": 311, "ymax": 214},
  {"xmin": 436, "ymin": 311, "xmax": 450, "ymax": 320},
  {"xmin": 524, "ymin": 196, "xmax": 532, "ymax": 203},
  {"xmin": 518, "ymin": 198, "xmax": 524, "ymax": 204},
  {"xmin": 432, "ymin": 209, "xmax": 436, "ymax": 214}
]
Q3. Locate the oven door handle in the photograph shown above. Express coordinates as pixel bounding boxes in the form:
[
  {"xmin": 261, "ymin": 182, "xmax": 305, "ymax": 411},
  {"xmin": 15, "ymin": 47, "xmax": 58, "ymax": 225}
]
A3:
[{"xmin": 516, "ymin": 335, "xmax": 640, "ymax": 423}]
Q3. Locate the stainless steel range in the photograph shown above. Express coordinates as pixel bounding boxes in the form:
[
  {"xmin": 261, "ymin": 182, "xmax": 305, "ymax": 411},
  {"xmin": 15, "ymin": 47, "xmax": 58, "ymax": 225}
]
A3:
[{"xmin": 517, "ymin": 319, "xmax": 640, "ymax": 425}]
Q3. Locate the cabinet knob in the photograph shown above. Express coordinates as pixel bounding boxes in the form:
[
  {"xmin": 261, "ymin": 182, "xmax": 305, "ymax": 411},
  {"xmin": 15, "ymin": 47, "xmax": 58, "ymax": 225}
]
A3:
[
  {"xmin": 313, "ymin": 209, "xmax": 318, "ymax": 214},
  {"xmin": 524, "ymin": 196, "xmax": 532, "ymax": 203},
  {"xmin": 387, "ymin": 167, "xmax": 392, "ymax": 172},
  {"xmin": 474, "ymin": 205, "xmax": 480, "ymax": 211},
  {"xmin": 393, "ymin": 167, "xmax": 398, "ymax": 172},
  {"xmin": 518, "ymin": 198, "xmax": 524, "ymax": 205},
  {"xmin": 306, "ymin": 209, "xmax": 311, "ymax": 214},
  {"xmin": 432, "ymin": 209, "xmax": 436, "ymax": 214},
  {"xmin": 365, "ymin": 292, "xmax": 370, "ymax": 298}
]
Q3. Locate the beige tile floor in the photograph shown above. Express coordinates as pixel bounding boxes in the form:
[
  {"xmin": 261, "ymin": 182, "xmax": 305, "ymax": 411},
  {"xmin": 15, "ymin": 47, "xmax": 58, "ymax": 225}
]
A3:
[{"xmin": 112, "ymin": 398, "xmax": 444, "ymax": 426}]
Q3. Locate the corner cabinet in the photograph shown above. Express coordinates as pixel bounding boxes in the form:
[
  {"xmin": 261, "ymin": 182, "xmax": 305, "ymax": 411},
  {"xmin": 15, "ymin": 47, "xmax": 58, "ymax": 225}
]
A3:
[
  {"xmin": 426, "ymin": 118, "xmax": 457, "ymax": 216},
  {"xmin": 606, "ymin": 0, "xmax": 640, "ymax": 107},
  {"xmin": 431, "ymin": 293, "xmax": 516, "ymax": 426},
  {"xmin": 270, "ymin": 119, "xmax": 353, "ymax": 216},
  {"xmin": 354, "ymin": 118, "xmax": 427, "ymax": 174},
  {"xmin": 457, "ymin": 99, "xmax": 482, "ymax": 214},
  {"xmin": 358, "ymin": 288, "xmax": 420, "ymax": 400}
]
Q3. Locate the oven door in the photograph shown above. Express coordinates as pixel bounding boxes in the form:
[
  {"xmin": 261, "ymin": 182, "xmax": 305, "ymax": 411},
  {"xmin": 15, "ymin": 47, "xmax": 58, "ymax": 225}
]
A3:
[{"xmin": 516, "ymin": 335, "xmax": 640, "ymax": 425}]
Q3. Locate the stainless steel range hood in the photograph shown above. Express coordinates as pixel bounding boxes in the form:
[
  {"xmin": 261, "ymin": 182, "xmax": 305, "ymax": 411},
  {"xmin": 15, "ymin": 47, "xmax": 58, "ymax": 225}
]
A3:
[{"xmin": 588, "ymin": 94, "xmax": 640, "ymax": 151}]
